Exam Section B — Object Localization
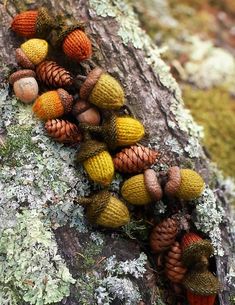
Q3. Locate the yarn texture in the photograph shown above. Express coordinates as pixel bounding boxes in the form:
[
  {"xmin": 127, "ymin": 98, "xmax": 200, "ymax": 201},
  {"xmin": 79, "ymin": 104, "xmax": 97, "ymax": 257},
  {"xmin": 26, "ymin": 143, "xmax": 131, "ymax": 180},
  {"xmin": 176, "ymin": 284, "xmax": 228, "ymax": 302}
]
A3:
[
  {"xmin": 121, "ymin": 174, "xmax": 152, "ymax": 205},
  {"xmin": 176, "ymin": 169, "xmax": 205, "ymax": 200},
  {"xmin": 21, "ymin": 39, "xmax": 48, "ymax": 65}
]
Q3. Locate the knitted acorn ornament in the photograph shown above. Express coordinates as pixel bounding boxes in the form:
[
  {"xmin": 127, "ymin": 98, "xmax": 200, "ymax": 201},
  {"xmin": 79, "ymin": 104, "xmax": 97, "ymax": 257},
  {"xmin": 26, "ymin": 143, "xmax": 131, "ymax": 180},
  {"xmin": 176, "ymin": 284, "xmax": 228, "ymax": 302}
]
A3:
[
  {"xmin": 11, "ymin": 7, "xmax": 54, "ymax": 38},
  {"xmin": 150, "ymin": 218, "xmax": 178, "ymax": 253},
  {"xmin": 121, "ymin": 169, "xmax": 162, "ymax": 205},
  {"xmin": 164, "ymin": 167, "xmax": 205, "ymax": 200},
  {"xmin": 76, "ymin": 139, "xmax": 114, "ymax": 186},
  {"xmin": 80, "ymin": 114, "xmax": 145, "ymax": 149},
  {"xmin": 36, "ymin": 61, "xmax": 73, "ymax": 87},
  {"xmin": 77, "ymin": 190, "xmax": 130, "ymax": 228},
  {"xmin": 57, "ymin": 24, "xmax": 92, "ymax": 61},
  {"xmin": 165, "ymin": 241, "xmax": 187, "ymax": 283},
  {"xmin": 16, "ymin": 38, "xmax": 48, "ymax": 69},
  {"xmin": 113, "ymin": 145, "xmax": 159, "ymax": 174},
  {"xmin": 80, "ymin": 67, "xmax": 125, "ymax": 110},
  {"xmin": 181, "ymin": 233, "xmax": 214, "ymax": 268},
  {"xmin": 32, "ymin": 89, "xmax": 73, "ymax": 120}
]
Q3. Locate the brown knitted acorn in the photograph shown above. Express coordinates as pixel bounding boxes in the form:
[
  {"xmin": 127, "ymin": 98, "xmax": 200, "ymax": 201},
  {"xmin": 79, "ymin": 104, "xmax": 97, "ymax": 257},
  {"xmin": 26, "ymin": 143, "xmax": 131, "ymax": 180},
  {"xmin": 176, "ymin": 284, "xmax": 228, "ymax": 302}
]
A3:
[
  {"xmin": 36, "ymin": 61, "xmax": 73, "ymax": 87},
  {"xmin": 45, "ymin": 119, "xmax": 82, "ymax": 144},
  {"xmin": 165, "ymin": 241, "xmax": 187, "ymax": 283},
  {"xmin": 150, "ymin": 218, "xmax": 178, "ymax": 253},
  {"xmin": 72, "ymin": 100, "xmax": 101, "ymax": 125},
  {"xmin": 113, "ymin": 145, "xmax": 159, "ymax": 174}
]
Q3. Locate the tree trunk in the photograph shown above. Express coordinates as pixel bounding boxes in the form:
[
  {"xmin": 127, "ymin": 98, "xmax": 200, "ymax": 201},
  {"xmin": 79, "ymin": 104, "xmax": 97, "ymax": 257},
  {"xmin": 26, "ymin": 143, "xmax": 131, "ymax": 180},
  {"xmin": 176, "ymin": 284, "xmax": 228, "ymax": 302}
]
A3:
[{"xmin": 0, "ymin": 1, "xmax": 234, "ymax": 305}]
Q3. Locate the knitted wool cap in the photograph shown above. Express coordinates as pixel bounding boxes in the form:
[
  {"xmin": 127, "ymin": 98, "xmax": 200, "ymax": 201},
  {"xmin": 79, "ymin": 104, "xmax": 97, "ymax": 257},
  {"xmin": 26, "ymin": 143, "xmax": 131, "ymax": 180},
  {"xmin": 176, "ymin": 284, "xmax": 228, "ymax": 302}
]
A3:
[
  {"xmin": 80, "ymin": 114, "xmax": 145, "ymax": 149},
  {"xmin": 175, "ymin": 169, "xmax": 205, "ymax": 200},
  {"xmin": 80, "ymin": 67, "xmax": 125, "ymax": 110},
  {"xmin": 32, "ymin": 89, "xmax": 73, "ymax": 120},
  {"xmin": 78, "ymin": 190, "xmax": 130, "ymax": 228},
  {"xmin": 181, "ymin": 233, "xmax": 214, "ymax": 267},
  {"xmin": 76, "ymin": 139, "xmax": 114, "ymax": 186},
  {"xmin": 58, "ymin": 24, "xmax": 92, "ymax": 61},
  {"xmin": 16, "ymin": 38, "xmax": 48, "ymax": 69},
  {"xmin": 121, "ymin": 170, "xmax": 162, "ymax": 205},
  {"xmin": 11, "ymin": 7, "xmax": 54, "ymax": 38}
]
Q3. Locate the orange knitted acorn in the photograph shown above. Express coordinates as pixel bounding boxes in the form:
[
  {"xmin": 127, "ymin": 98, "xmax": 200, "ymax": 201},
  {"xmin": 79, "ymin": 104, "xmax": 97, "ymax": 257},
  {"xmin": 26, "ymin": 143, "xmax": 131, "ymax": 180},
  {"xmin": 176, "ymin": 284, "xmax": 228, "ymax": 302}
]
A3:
[
  {"xmin": 58, "ymin": 25, "xmax": 92, "ymax": 61},
  {"xmin": 11, "ymin": 7, "xmax": 54, "ymax": 38},
  {"xmin": 33, "ymin": 89, "xmax": 73, "ymax": 120}
]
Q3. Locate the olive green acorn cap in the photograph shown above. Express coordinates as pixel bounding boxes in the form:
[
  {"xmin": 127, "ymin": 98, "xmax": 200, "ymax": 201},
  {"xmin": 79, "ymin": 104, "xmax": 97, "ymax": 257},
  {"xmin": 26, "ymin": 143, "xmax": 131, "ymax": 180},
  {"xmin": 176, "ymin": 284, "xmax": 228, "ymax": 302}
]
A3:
[
  {"xmin": 76, "ymin": 139, "xmax": 107, "ymax": 163},
  {"xmin": 56, "ymin": 23, "xmax": 86, "ymax": 46},
  {"xmin": 36, "ymin": 7, "xmax": 54, "ymax": 37}
]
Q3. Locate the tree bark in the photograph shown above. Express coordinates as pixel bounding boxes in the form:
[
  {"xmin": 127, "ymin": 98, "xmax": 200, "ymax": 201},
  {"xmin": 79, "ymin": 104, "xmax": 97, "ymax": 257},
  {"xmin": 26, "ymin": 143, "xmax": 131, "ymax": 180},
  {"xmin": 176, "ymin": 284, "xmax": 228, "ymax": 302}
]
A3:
[{"xmin": 0, "ymin": 1, "xmax": 234, "ymax": 305}]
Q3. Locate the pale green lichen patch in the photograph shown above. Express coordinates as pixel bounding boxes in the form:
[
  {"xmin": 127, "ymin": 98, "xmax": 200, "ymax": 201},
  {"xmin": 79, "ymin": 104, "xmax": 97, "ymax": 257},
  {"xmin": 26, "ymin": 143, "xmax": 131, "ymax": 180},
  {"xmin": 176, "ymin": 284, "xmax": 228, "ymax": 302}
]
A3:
[{"xmin": 0, "ymin": 209, "xmax": 75, "ymax": 305}]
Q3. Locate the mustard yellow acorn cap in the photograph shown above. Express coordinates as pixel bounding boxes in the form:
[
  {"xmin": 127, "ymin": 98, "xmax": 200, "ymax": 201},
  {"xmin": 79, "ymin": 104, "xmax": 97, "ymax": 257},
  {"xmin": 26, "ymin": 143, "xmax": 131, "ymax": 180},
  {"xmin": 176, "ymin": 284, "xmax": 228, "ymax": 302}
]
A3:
[
  {"xmin": 80, "ymin": 114, "xmax": 145, "ymax": 149},
  {"xmin": 175, "ymin": 169, "xmax": 205, "ymax": 200},
  {"xmin": 183, "ymin": 270, "xmax": 219, "ymax": 296},
  {"xmin": 77, "ymin": 190, "xmax": 130, "ymax": 228},
  {"xmin": 19, "ymin": 38, "xmax": 48, "ymax": 66}
]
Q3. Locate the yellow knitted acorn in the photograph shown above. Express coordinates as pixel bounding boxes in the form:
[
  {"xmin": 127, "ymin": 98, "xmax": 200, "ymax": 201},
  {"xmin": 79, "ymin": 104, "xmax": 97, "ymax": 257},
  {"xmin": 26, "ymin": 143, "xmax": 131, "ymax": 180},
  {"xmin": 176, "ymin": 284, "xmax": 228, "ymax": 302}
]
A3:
[
  {"xmin": 80, "ymin": 67, "xmax": 125, "ymax": 109},
  {"xmin": 76, "ymin": 190, "xmax": 130, "ymax": 228},
  {"xmin": 164, "ymin": 167, "xmax": 205, "ymax": 200},
  {"xmin": 76, "ymin": 139, "xmax": 114, "ymax": 186},
  {"xmin": 80, "ymin": 114, "xmax": 145, "ymax": 149},
  {"xmin": 121, "ymin": 169, "xmax": 163, "ymax": 205},
  {"xmin": 32, "ymin": 89, "xmax": 73, "ymax": 120},
  {"xmin": 16, "ymin": 38, "xmax": 48, "ymax": 69}
]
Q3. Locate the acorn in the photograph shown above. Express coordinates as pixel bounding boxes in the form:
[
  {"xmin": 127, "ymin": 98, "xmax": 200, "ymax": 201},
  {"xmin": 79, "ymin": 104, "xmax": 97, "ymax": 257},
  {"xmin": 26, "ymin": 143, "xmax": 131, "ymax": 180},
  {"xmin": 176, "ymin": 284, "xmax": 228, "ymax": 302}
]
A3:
[
  {"xmin": 76, "ymin": 138, "xmax": 114, "ymax": 186},
  {"xmin": 121, "ymin": 169, "xmax": 163, "ymax": 205},
  {"xmin": 181, "ymin": 233, "xmax": 214, "ymax": 268},
  {"xmin": 9, "ymin": 69, "xmax": 38, "ymax": 103},
  {"xmin": 80, "ymin": 114, "xmax": 145, "ymax": 149},
  {"xmin": 57, "ymin": 24, "xmax": 92, "ymax": 62},
  {"xmin": 72, "ymin": 100, "xmax": 101, "ymax": 125},
  {"xmin": 16, "ymin": 38, "xmax": 49, "ymax": 69},
  {"xmin": 32, "ymin": 89, "xmax": 73, "ymax": 120},
  {"xmin": 11, "ymin": 7, "xmax": 54, "ymax": 38},
  {"xmin": 76, "ymin": 190, "xmax": 130, "ymax": 228},
  {"xmin": 79, "ymin": 67, "xmax": 125, "ymax": 109},
  {"xmin": 164, "ymin": 167, "xmax": 205, "ymax": 200}
]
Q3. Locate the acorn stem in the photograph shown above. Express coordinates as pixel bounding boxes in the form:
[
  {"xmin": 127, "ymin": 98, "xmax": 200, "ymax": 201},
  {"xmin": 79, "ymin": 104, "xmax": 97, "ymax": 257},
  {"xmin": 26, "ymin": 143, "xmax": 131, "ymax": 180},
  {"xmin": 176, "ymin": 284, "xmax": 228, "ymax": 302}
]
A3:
[
  {"xmin": 75, "ymin": 75, "xmax": 87, "ymax": 81},
  {"xmin": 74, "ymin": 197, "xmax": 91, "ymax": 205},
  {"xmin": 80, "ymin": 123, "xmax": 103, "ymax": 133}
]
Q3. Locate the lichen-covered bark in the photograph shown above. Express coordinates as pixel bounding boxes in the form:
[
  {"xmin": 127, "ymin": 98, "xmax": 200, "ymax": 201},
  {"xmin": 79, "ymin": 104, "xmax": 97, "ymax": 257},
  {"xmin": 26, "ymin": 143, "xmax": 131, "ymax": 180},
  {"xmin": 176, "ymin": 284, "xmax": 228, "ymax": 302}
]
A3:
[{"xmin": 0, "ymin": 1, "xmax": 234, "ymax": 305}]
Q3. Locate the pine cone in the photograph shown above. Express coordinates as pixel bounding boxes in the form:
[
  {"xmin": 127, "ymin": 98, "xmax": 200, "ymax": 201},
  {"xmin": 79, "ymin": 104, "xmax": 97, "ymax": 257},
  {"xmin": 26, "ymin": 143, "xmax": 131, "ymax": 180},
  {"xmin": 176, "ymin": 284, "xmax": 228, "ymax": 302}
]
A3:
[
  {"xmin": 36, "ymin": 61, "xmax": 73, "ymax": 87},
  {"xmin": 45, "ymin": 119, "xmax": 82, "ymax": 144},
  {"xmin": 165, "ymin": 241, "xmax": 187, "ymax": 283},
  {"xmin": 113, "ymin": 145, "xmax": 159, "ymax": 174},
  {"xmin": 150, "ymin": 218, "xmax": 178, "ymax": 253}
]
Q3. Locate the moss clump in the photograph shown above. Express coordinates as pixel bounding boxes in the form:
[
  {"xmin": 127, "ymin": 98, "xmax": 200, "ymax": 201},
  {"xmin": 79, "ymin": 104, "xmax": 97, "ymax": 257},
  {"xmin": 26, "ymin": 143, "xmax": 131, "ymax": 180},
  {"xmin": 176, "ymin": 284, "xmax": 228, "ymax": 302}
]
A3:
[{"xmin": 183, "ymin": 86, "xmax": 235, "ymax": 178}]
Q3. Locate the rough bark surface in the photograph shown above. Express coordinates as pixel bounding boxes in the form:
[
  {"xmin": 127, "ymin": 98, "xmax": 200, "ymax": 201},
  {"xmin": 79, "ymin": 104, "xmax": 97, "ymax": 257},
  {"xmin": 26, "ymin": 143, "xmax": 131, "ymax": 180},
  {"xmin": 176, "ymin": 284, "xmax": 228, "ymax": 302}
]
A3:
[{"xmin": 0, "ymin": 1, "xmax": 234, "ymax": 305}]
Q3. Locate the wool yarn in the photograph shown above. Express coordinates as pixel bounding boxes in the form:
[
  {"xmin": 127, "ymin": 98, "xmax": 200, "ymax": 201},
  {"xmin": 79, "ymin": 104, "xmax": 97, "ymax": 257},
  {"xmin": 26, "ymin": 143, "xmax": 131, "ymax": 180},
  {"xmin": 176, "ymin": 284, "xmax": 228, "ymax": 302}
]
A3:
[{"xmin": 80, "ymin": 67, "xmax": 125, "ymax": 110}]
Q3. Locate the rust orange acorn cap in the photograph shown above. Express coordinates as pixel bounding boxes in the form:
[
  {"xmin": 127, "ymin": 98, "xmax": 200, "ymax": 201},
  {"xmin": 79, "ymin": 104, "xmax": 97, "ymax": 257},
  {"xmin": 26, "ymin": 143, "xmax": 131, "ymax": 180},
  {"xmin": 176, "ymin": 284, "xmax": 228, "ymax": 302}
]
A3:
[
  {"xmin": 57, "ymin": 24, "xmax": 92, "ymax": 62},
  {"xmin": 11, "ymin": 7, "xmax": 54, "ymax": 38}
]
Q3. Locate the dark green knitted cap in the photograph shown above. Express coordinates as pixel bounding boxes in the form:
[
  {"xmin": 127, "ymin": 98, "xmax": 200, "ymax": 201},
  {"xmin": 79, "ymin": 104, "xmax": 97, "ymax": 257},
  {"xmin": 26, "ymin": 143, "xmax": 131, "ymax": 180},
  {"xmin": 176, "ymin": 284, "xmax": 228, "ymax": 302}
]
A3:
[
  {"xmin": 36, "ymin": 7, "xmax": 54, "ymax": 37},
  {"xmin": 76, "ymin": 139, "xmax": 107, "ymax": 163},
  {"xmin": 86, "ymin": 190, "xmax": 110, "ymax": 223},
  {"xmin": 182, "ymin": 240, "xmax": 214, "ymax": 267},
  {"xmin": 183, "ymin": 270, "xmax": 219, "ymax": 295}
]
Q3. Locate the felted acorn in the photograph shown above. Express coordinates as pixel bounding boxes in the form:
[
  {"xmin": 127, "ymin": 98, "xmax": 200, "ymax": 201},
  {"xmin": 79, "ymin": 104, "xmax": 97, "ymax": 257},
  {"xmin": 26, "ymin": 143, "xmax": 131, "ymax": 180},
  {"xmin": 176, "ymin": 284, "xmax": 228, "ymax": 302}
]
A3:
[
  {"xmin": 164, "ymin": 167, "xmax": 205, "ymax": 200},
  {"xmin": 57, "ymin": 24, "xmax": 92, "ymax": 62},
  {"xmin": 76, "ymin": 190, "xmax": 130, "ymax": 228},
  {"xmin": 76, "ymin": 138, "xmax": 114, "ymax": 186},
  {"xmin": 121, "ymin": 169, "xmax": 162, "ymax": 205},
  {"xmin": 32, "ymin": 89, "xmax": 73, "ymax": 120},
  {"xmin": 16, "ymin": 38, "xmax": 49, "ymax": 69},
  {"xmin": 80, "ymin": 114, "xmax": 145, "ymax": 149},
  {"xmin": 9, "ymin": 69, "xmax": 38, "ymax": 103},
  {"xmin": 36, "ymin": 61, "xmax": 73, "ymax": 87},
  {"xmin": 181, "ymin": 232, "xmax": 214, "ymax": 268},
  {"xmin": 113, "ymin": 145, "xmax": 159, "ymax": 174},
  {"xmin": 11, "ymin": 7, "xmax": 54, "ymax": 38},
  {"xmin": 165, "ymin": 241, "xmax": 187, "ymax": 284},
  {"xmin": 72, "ymin": 100, "xmax": 101, "ymax": 125},
  {"xmin": 150, "ymin": 218, "xmax": 178, "ymax": 253},
  {"xmin": 79, "ymin": 67, "xmax": 125, "ymax": 110}
]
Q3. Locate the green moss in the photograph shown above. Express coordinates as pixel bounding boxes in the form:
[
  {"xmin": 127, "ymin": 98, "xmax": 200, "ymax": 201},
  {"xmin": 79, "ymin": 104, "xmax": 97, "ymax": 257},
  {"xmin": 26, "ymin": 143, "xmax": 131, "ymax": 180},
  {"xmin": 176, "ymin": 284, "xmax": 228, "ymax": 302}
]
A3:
[
  {"xmin": 77, "ymin": 240, "xmax": 103, "ymax": 270},
  {"xmin": 183, "ymin": 86, "xmax": 235, "ymax": 178}
]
